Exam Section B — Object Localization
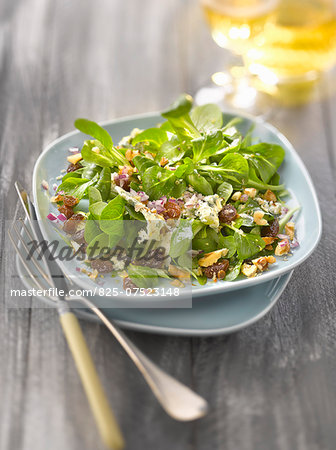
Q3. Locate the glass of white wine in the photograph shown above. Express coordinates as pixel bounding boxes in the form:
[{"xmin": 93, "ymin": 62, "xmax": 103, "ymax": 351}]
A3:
[{"xmin": 196, "ymin": 0, "xmax": 336, "ymax": 111}]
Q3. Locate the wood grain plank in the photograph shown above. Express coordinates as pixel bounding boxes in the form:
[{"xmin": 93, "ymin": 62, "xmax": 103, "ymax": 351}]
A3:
[
  {"xmin": 0, "ymin": 1, "xmax": 195, "ymax": 449},
  {"xmin": 190, "ymin": 97, "xmax": 336, "ymax": 450},
  {"xmin": 321, "ymin": 70, "xmax": 336, "ymax": 178},
  {"xmin": 181, "ymin": 4, "xmax": 336, "ymax": 449}
]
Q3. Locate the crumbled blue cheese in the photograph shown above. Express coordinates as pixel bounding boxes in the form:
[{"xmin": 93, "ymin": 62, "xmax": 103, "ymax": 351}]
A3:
[
  {"xmin": 196, "ymin": 194, "xmax": 222, "ymax": 229},
  {"xmin": 256, "ymin": 196, "xmax": 282, "ymax": 215},
  {"xmin": 113, "ymin": 185, "xmax": 165, "ymax": 240},
  {"xmin": 137, "ymin": 229, "xmax": 148, "ymax": 243},
  {"xmin": 110, "ymin": 256, "xmax": 125, "ymax": 271}
]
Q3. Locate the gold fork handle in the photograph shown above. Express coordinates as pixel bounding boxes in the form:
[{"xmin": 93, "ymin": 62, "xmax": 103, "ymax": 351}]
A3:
[{"xmin": 59, "ymin": 312, "xmax": 124, "ymax": 450}]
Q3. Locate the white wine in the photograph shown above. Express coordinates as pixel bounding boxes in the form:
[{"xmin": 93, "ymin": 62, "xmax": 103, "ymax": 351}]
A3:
[
  {"xmin": 201, "ymin": 0, "xmax": 278, "ymax": 54},
  {"xmin": 202, "ymin": 0, "xmax": 336, "ymax": 81},
  {"xmin": 245, "ymin": 0, "xmax": 336, "ymax": 81}
]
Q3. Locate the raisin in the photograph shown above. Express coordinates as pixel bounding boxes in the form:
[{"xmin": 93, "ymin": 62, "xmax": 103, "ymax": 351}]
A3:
[
  {"xmin": 163, "ymin": 200, "xmax": 181, "ymax": 219},
  {"xmin": 218, "ymin": 205, "xmax": 237, "ymax": 224},
  {"xmin": 123, "ymin": 277, "xmax": 138, "ymax": 292},
  {"xmin": 261, "ymin": 219, "xmax": 279, "ymax": 237},
  {"xmin": 72, "ymin": 228, "xmax": 85, "ymax": 244},
  {"xmin": 63, "ymin": 213, "xmax": 85, "ymax": 234},
  {"xmin": 91, "ymin": 259, "xmax": 114, "ymax": 273},
  {"xmin": 203, "ymin": 260, "xmax": 230, "ymax": 279},
  {"xmin": 58, "ymin": 204, "xmax": 74, "ymax": 219},
  {"xmin": 79, "ymin": 243, "xmax": 87, "ymax": 254},
  {"xmin": 67, "ymin": 162, "xmax": 82, "ymax": 173},
  {"xmin": 115, "ymin": 177, "xmax": 131, "ymax": 192},
  {"xmin": 63, "ymin": 195, "xmax": 79, "ymax": 207},
  {"xmin": 133, "ymin": 257, "xmax": 164, "ymax": 269}
]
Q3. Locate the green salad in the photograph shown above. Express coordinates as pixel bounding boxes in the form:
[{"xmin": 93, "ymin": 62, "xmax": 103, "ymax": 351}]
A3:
[{"xmin": 48, "ymin": 94, "xmax": 300, "ymax": 291}]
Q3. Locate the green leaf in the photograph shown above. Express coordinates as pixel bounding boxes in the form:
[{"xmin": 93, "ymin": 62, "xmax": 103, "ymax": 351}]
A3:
[
  {"xmin": 80, "ymin": 133, "xmax": 129, "ymax": 167},
  {"xmin": 86, "ymin": 232, "xmax": 110, "ymax": 259},
  {"xmin": 225, "ymin": 261, "xmax": 243, "ymax": 281},
  {"xmin": 269, "ymin": 172, "xmax": 280, "ymax": 186},
  {"xmin": 192, "ymin": 220, "xmax": 205, "ymax": 238},
  {"xmin": 161, "ymin": 94, "xmax": 193, "ymax": 118},
  {"xmin": 132, "ymin": 128, "xmax": 168, "ymax": 148},
  {"xmin": 81, "ymin": 140, "xmax": 116, "ymax": 168},
  {"xmin": 60, "ymin": 170, "xmax": 83, "ymax": 183},
  {"xmin": 161, "ymin": 94, "xmax": 200, "ymax": 141},
  {"xmin": 192, "ymin": 272, "xmax": 207, "ymax": 285},
  {"xmin": 98, "ymin": 196, "xmax": 126, "ymax": 241},
  {"xmin": 100, "ymin": 195, "xmax": 125, "ymax": 222},
  {"xmin": 235, "ymin": 213, "xmax": 255, "ymax": 227},
  {"xmin": 141, "ymin": 165, "xmax": 177, "ymax": 200},
  {"xmin": 222, "ymin": 117, "xmax": 243, "ymax": 133},
  {"xmin": 154, "ymin": 140, "xmax": 185, "ymax": 164},
  {"xmin": 192, "ymin": 227, "xmax": 219, "ymax": 252},
  {"xmin": 186, "ymin": 173, "xmax": 213, "ymax": 196},
  {"xmin": 219, "ymin": 153, "xmax": 249, "ymax": 184},
  {"xmin": 246, "ymin": 167, "xmax": 285, "ymax": 191},
  {"xmin": 241, "ymin": 124, "xmax": 255, "ymax": 147},
  {"xmin": 190, "ymin": 104, "xmax": 223, "ymax": 133},
  {"xmin": 57, "ymin": 174, "xmax": 99, "ymax": 200},
  {"xmin": 132, "ymin": 155, "xmax": 157, "ymax": 176},
  {"xmin": 279, "ymin": 206, "xmax": 300, "ymax": 232},
  {"xmin": 159, "ymin": 121, "xmax": 174, "ymax": 132},
  {"xmin": 84, "ymin": 214, "xmax": 101, "ymax": 244},
  {"xmin": 243, "ymin": 143, "xmax": 285, "ymax": 183},
  {"xmin": 171, "ymin": 179, "xmax": 187, "ymax": 198},
  {"xmin": 75, "ymin": 118, "xmax": 113, "ymax": 150},
  {"xmin": 96, "ymin": 167, "xmax": 111, "ymax": 201},
  {"xmin": 218, "ymin": 235, "xmax": 236, "ymax": 257},
  {"xmin": 174, "ymin": 157, "xmax": 194, "ymax": 178},
  {"xmin": 192, "ymin": 130, "xmax": 224, "ymax": 162},
  {"xmin": 108, "ymin": 223, "xmax": 124, "ymax": 247},
  {"xmin": 217, "ymin": 181, "xmax": 233, "ymax": 203},
  {"xmin": 89, "ymin": 201, "xmax": 107, "ymax": 220},
  {"xmin": 169, "ymin": 219, "xmax": 192, "ymax": 258},
  {"xmin": 234, "ymin": 232, "xmax": 265, "ymax": 260},
  {"xmin": 81, "ymin": 163, "xmax": 101, "ymax": 180},
  {"xmin": 125, "ymin": 205, "xmax": 145, "ymax": 221},
  {"xmin": 127, "ymin": 264, "xmax": 170, "ymax": 289},
  {"xmin": 88, "ymin": 186, "xmax": 102, "ymax": 205},
  {"xmin": 202, "ymin": 153, "xmax": 249, "ymax": 186}
]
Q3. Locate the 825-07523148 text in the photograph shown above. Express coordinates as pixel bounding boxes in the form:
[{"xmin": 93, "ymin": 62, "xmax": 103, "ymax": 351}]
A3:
[{"xmin": 10, "ymin": 287, "xmax": 181, "ymax": 298}]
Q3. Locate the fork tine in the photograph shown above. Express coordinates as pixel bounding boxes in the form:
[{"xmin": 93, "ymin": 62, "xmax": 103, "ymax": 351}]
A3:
[
  {"xmin": 12, "ymin": 221, "xmax": 53, "ymax": 286},
  {"xmin": 19, "ymin": 218, "xmax": 75, "ymax": 287},
  {"xmin": 18, "ymin": 218, "xmax": 58, "ymax": 283},
  {"xmin": 8, "ymin": 228, "xmax": 50, "ymax": 293}
]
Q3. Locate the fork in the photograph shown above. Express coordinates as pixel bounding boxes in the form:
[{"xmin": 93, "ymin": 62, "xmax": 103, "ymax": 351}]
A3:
[
  {"xmin": 12, "ymin": 183, "xmax": 208, "ymax": 422},
  {"xmin": 9, "ymin": 221, "xmax": 125, "ymax": 450}
]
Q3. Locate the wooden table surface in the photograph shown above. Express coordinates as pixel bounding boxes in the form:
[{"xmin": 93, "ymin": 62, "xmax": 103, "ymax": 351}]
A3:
[{"xmin": 1, "ymin": 1, "xmax": 336, "ymax": 449}]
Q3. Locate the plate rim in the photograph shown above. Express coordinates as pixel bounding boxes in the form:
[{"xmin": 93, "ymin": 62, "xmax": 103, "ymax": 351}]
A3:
[
  {"xmin": 15, "ymin": 252, "xmax": 293, "ymax": 336},
  {"xmin": 32, "ymin": 111, "xmax": 322, "ymax": 298}
]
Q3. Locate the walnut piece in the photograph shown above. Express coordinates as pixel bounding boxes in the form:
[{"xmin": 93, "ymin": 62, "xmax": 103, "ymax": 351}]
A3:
[
  {"xmin": 262, "ymin": 236, "xmax": 275, "ymax": 245},
  {"xmin": 263, "ymin": 190, "xmax": 277, "ymax": 202},
  {"xmin": 275, "ymin": 239, "xmax": 291, "ymax": 256},
  {"xmin": 244, "ymin": 188, "xmax": 257, "ymax": 198},
  {"xmin": 231, "ymin": 191, "xmax": 242, "ymax": 201},
  {"xmin": 253, "ymin": 210, "xmax": 268, "ymax": 226},
  {"xmin": 198, "ymin": 248, "xmax": 229, "ymax": 268},
  {"xmin": 67, "ymin": 153, "xmax": 83, "ymax": 165},
  {"xmin": 168, "ymin": 265, "xmax": 190, "ymax": 280},
  {"xmin": 285, "ymin": 222, "xmax": 295, "ymax": 241},
  {"xmin": 241, "ymin": 263, "xmax": 257, "ymax": 278}
]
